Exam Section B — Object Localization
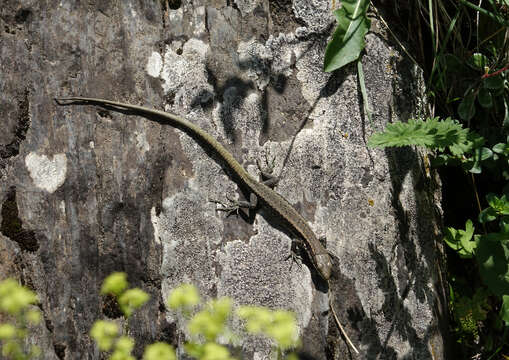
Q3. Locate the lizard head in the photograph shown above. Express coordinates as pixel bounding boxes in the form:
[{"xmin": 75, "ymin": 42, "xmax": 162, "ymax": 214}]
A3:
[{"xmin": 315, "ymin": 254, "xmax": 332, "ymax": 280}]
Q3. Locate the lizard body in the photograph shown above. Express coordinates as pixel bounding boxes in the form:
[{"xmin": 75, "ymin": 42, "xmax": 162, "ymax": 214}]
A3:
[{"xmin": 54, "ymin": 97, "xmax": 332, "ymax": 280}]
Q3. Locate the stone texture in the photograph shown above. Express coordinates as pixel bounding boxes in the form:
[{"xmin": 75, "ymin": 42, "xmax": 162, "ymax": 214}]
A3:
[{"xmin": 0, "ymin": 1, "xmax": 447, "ymax": 359}]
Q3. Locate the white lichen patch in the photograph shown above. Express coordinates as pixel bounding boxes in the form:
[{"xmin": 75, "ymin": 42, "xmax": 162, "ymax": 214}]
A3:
[
  {"xmin": 134, "ymin": 130, "xmax": 150, "ymax": 153},
  {"xmin": 150, "ymin": 206, "xmax": 161, "ymax": 245},
  {"xmin": 159, "ymin": 39, "xmax": 209, "ymax": 96},
  {"xmin": 146, "ymin": 51, "xmax": 162, "ymax": 78},
  {"xmin": 25, "ymin": 152, "xmax": 67, "ymax": 193}
]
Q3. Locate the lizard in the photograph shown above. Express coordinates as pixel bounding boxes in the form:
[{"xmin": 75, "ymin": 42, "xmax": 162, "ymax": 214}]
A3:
[{"xmin": 54, "ymin": 96, "xmax": 333, "ymax": 281}]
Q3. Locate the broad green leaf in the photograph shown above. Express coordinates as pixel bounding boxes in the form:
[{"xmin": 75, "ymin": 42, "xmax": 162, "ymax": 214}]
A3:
[
  {"xmin": 324, "ymin": 0, "xmax": 371, "ymax": 72},
  {"xmin": 458, "ymin": 91, "xmax": 476, "ymax": 121},
  {"xmin": 493, "ymin": 143, "xmax": 507, "ymax": 154},
  {"xmin": 476, "ymin": 234, "xmax": 509, "ymax": 296},
  {"xmin": 504, "ymin": 98, "xmax": 509, "ymax": 128},
  {"xmin": 443, "ymin": 220, "xmax": 477, "ymax": 258},
  {"xmin": 478, "ymin": 88, "xmax": 493, "ymax": 108},
  {"xmin": 487, "ymin": 193, "xmax": 509, "ymax": 215},
  {"xmin": 468, "ymin": 53, "xmax": 488, "ymax": 69},
  {"xmin": 500, "ymin": 295, "xmax": 509, "ymax": 325},
  {"xmin": 479, "ymin": 207, "xmax": 497, "ymax": 223},
  {"xmin": 501, "ymin": 217, "xmax": 509, "ymax": 233},
  {"xmin": 469, "ymin": 147, "xmax": 493, "ymax": 173},
  {"xmin": 484, "ymin": 75, "xmax": 504, "ymax": 89}
]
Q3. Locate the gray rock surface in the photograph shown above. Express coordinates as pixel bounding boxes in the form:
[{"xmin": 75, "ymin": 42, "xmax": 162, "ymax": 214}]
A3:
[{"xmin": 0, "ymin": 1, "xmax": 447, "ymax": 359}]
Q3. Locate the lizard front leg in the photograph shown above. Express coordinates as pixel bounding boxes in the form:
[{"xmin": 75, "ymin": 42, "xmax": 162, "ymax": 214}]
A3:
[{"xmin": 210, "ymin": 192, "xmax": 258, "ymax": 216}]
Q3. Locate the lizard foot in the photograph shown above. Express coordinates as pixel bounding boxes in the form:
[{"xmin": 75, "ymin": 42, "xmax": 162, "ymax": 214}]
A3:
[
  {"xmin": 257, "ymin": 151, "xmax": 278, "ymax": 187},
  {"xmin": 209, "ymin": 195, "xmax": 243, "ymax": 217}
]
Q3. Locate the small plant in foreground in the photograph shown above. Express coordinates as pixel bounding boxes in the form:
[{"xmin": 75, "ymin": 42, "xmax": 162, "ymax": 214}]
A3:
[
  {"xmin": 0, "ymin": 278, "xmax": 42, "ymax": 360},
  {"xmin": 92, "ymin": 273, "xmax": 300, "ymax": 360}
]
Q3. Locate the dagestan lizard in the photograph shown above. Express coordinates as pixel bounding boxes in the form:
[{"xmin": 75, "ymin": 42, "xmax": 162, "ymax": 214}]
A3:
[{"xmin": 54, "ymin": 97, "xmax": 333, "ymax": 280}]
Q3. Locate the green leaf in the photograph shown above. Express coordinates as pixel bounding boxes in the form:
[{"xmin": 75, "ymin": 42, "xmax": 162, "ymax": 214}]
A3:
[
  {"xmin": 504, "ymin": 98, "xmax": 509, "ymax": 128},
  {"xmin": 500, "ymin": 295, "xmax": 509, "ymax": 325},
  {"xmin": 201, "ymin": 342, "xmax": 234, "ymax": 360},
  {"xmin": 449, "ymin": 131, "xmax": 485, "ymax": 156},
  {"xmin": 492, "ymin": 143, "xmax": 507, "ymax": 154},
  {"xmin": 486, "ymin": 193, "xmax": 509, "ymax": 215},
  {"xmin": 468, "ymin": 53, "xmax": 488, "ymax": 69},
  {"xmin": 101, "ymin": 272, "xmax": 128, "ymax": 296},
  {"xmin": 458, "ymin": 91, "xmax": 476, "ymax": 121},
  {"xmin": 484, "ymin": 75, "xmax": 504, "ymax": 89},
  {"xmin": 368, "ymin": 117, "xmax": 468, "ymax": 149},
  {"xmin": 265, "ymin": 310, "xmax": 298, "ymax": 350},
  {"xmin": 143, "ymin": 342, "xmax": 176, "ymax": 360},
  {"xmin": 0, "ymin": 324, "xmax": 17, "ymax": 340},
  {"xmin": 118, "ymin": 288, "xmax": 150, "ymax": 317},
  {"xmin": 479, "ymin": 207, "xmax": 497, "ymax": 223},
  {"xmin": 478, "ymin": 88, "xmax": 493, "ymax": 108},
  {"xmin": 111, "ymin": 336, "xmax": 135, "ymax": 360},
  {"xmin": 476, "ymin": 234, "xmax": 509, "ymax": 296},
  {"xmin": 237, "ymin": 306, "xmax": 298, "ymax": 350},
  {"xmin": 324, "ymin": 0, "xmax": 371, "ymax": 72},
  {"xmin": 0, "ymin": 278, "xmax": 38, "ymax": 315},
  {"xmin": 468, "ymin": 147, "xmax": 493, "ymax": 174},
  {"xmin": 188, "ymin": 298, "xmax": 232, "ymax": 341},
  {"xmin": 443, "ymin": 220, "xmax": 477, "ymax": 258},
  {"xmin": 90, "ymin": 320, "xmax": 119, "ymax": 351},
  {"xmin": 167, "ymin": 284, "xmax": 200, "ymax": 310}
]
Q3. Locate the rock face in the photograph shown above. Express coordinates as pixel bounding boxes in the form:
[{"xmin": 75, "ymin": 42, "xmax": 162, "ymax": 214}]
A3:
[{"xmin": 0, "ymin": 1, "xmax": 447, "ymax": 359}]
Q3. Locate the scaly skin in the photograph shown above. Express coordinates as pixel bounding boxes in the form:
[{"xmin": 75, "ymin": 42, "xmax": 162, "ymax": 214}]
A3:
[{"xmin": 54, "ymin": 97, "xmax": 333, "ymax": 280}]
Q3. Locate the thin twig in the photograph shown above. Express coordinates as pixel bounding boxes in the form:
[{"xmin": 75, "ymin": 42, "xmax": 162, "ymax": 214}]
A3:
[
  {"xmin": 470, "ymin": 173, "xmax": 486, "ymax": 235},
  {"xmin": 329, "ymin": 293, "xmax": 359, "ymax": 354}
]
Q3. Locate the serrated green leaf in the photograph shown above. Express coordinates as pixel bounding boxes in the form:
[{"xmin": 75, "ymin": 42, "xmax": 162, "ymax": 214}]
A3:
[
  {"xmin": 478, "ymin": 88, "xmax": 493, "ymax": 108},
  {"xmin": 324, "ymin": 0, "xmax": 371, "ymax": 72},
  {"xmin": 458, "ymin": 91, "xmax": 476, "ymax": 121},
  {"xmin": 368, "ymin": 117, "xmax": 468, "ymax": 149},
  {"xmin": 449, "ymin": 131, "xmax": 485, "ymax": 156}
]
